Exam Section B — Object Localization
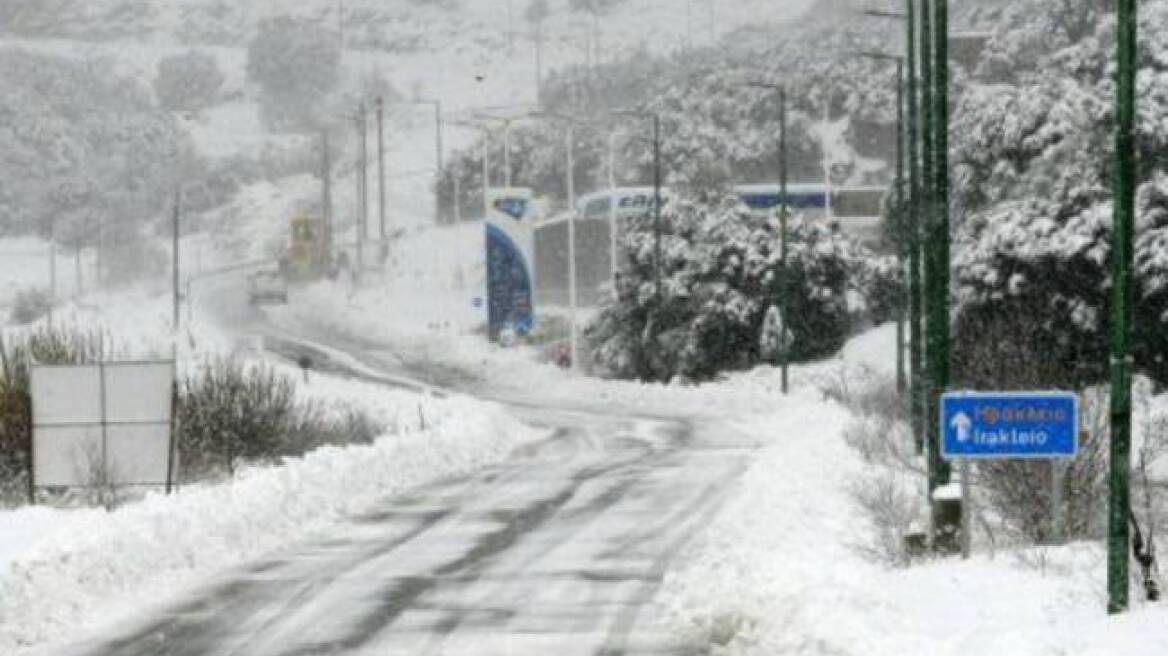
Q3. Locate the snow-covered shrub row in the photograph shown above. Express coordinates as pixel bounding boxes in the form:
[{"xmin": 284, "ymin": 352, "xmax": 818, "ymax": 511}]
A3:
[
  {"xmin": 951, "ymin": 0, "xmax": 1168, "ymax": 389},
  {"xmin": 585, "ymin": 194, "xmax": 890, "ymax": 382},
  {"xmin": 176, "ymin": 358, "xmax": 383, "ymax": 481},
  {"xmin": 0, "ymin": 328, "xmax": 382, "ymax": 507}
]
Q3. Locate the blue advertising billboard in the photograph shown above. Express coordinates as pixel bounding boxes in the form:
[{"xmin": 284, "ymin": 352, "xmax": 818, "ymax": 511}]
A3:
[{"xmin": 485, "ymin": 188, "xmax": 535, "ymax": 340}]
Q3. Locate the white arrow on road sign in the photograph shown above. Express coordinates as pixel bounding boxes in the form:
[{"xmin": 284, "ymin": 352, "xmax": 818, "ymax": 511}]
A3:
[{"xmin": 951, "ymin": 412, "xmax": 973, "ymax": 442}]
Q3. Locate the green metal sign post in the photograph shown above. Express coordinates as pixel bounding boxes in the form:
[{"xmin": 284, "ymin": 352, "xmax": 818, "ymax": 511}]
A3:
[{"xmin": 1109, "ymin": 0, "xmax": 1137, "ymax": 616}]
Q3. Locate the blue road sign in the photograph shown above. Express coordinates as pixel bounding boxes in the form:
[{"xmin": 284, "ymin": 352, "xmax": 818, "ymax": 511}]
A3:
[{"xmin": 941, "ymin": 391, "xmax": 1078, "ymax": 459}]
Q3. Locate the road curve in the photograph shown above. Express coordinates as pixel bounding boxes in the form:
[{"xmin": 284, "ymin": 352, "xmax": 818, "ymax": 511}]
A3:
[{"xmin": 56, "ymin": 283, "xmax": 753, "ymax": 656}]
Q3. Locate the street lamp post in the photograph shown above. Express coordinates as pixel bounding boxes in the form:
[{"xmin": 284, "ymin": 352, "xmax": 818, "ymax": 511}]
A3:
[
  {"xmin": 864, "ymin": 0, "xmax": 954, "ymax": 548},
  {"xmin": 854, "ymin": 51, "xmax": 909, "ymax": 399},
  {"xmin": 505, "ymin": 121, "xmax": 513, "ymax": 187},
  {"xmin": 907, "ymin": 0, "xmax": 924, "ymax": 456},
  {"xmin": 863, "ymin": 1, "xmax": 924, "ymax": 452},
  {"xmin": 172, "ymin": 191, "xmax": 181, "ymax": 333},
  {"xmin": 608, "ymin": 131, "xmax": 619, "ymax": 281},
  {"xmin": 611, "ymin": 111, "xmax": 663, "ymax": 300},
  {"xmin": 745, "ymin": 82, "xmax": 792, "ymax": 394},
  {"xmin": 482, "ymin": 130, "xmax": 490, "ymax": 218},
  {"xmin": 566, "ymin": 125, "xmax": 579, "ymax": 370},
  {"xmin": 355, "ymin": 103, "xmax": 368, "ymax": 279},
  {"xmin": 47, "ymin": 215, "xmax": 57, "ymax": 326},
  {"xmin": 894, "ymin": 59, "xmax": 906, "ymax": 397},
  {"xmin": 652, "ymin": 113, "xmax": 662, "ymax": 302},
  {"xmin": 527, "ymin": 110, "xmax": 584, "ymax": 371},
  {"xmin": 376, "ymin": 98, "xmax": 387, "ymax": 242},
  {"xmin": 473, "ymin": 114, "xmax": 523, "ymax": 190}
]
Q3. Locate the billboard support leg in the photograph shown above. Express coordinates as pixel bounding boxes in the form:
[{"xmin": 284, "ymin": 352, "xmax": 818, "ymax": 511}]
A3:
[
  {"xmin": 27, "ymin": 406, "xmax": 35, "ymax": 505},
  {"xmin": 167, "ymin": 380, "xmax": 177, "ymax": 495}
]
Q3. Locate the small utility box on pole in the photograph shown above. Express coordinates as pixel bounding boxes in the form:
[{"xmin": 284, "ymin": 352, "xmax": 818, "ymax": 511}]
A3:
[{"xmin": 940, "ymin": 391, "xmax": 1079, "ymax": 558}]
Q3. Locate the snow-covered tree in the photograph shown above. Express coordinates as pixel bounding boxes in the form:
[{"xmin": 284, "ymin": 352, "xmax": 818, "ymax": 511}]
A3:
[
  {"xmin": 586, "ymin": 194, "xmax": 877, "ymax": 382},
  {"xmin": 154, "ymin": 50, "xmax": 225, "ymax": 114},
  {"xmin": 0, "ymin": 49, "xmax": 198, "ymax": 244},
  {"xmin": 246, "ymin": 17, "xmax": 341, "ymax": 131},
  {"xmin": 951, "ymin": 0, "xmax": 1168, "ymax": 388}
]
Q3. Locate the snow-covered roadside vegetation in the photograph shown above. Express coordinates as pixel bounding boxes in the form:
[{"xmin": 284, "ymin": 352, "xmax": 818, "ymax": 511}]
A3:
[
  {"xmin": 657, "ymin": 365, "xmax": 1168, "ymax": 655},
  {"xmin": 0, "ymin": 368, "xmax": 545, "ymax": 654},
  {"xmin": 586, "ymin": 195, "xmax": 897, "ymax": 383}
]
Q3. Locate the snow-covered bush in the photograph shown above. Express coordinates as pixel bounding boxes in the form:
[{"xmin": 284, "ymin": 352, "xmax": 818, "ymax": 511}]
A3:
[
  {"xmin": 951, "ymin": 1, "xmax": 1168, "ymax": 390},
  {"xmin": 176, "ymin": 359, "xmax": 382, "ymax": 480},
  {"xmin": 828, "ymin": 370, "xmax": 925, "ymax": 565},
  {"xmin": 586, "ymin": 195, "xmax": 880, "ymax": 382},
  {"xmin": 153, "ymin": 50, "xmax": 224, "ymax": 114}
]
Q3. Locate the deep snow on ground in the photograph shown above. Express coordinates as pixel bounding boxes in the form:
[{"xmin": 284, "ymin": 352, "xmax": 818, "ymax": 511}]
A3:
[
  {"xmin": 0, "ymin": 371, "xmax": 545, "ymax": 654},
  {"xmin": 4, "ymin": 3, "xmax": 1167, "ymax": 652},
  {"xmin": 282, "ymin": 256, "xmax": 1168, "ymax": 653},
  {"xmin": 654, "ymin": 404, "xmax": 1152, "ymax": 655}
]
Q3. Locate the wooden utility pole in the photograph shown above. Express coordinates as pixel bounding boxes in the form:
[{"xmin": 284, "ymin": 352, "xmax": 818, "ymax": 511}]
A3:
[{"xmin": 779, "ymin": 87, "xmax": 790, "ymax": 395}]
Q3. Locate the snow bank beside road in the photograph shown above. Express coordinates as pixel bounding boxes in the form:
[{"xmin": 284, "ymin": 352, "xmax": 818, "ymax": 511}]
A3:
[
  {"xmin": 0, "ymin": 381, "xmax": 545, "ymax": 654},
  {"xmin": 658, "ymin": 393, "xmax": 1168, "ymax": 655}
]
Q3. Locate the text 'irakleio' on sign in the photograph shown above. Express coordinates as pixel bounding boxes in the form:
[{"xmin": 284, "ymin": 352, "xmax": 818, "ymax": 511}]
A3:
[{"xmin": 940, "ymin": 391, "xmax": 1079, "ymax": 459}]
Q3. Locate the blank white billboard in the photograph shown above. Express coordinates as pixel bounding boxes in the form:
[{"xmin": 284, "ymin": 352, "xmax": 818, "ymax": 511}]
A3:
[
  {"xmin": 31, "ymin": 362, "xmax": 174, "ymax": 489},
  {"xmin": 30, "ymin": 366, "xmax": 102, "ymax": 425},
  {"xmin": 33, "ymin": 425, "xmax": 104, "ymax": 488},
  {"xmin": 103, "ymin": 362, "xmax": 174, "ymax": 424},
  {"xmin": 106, "ymin": 424, "xmax": 172, "ymax": 486}
]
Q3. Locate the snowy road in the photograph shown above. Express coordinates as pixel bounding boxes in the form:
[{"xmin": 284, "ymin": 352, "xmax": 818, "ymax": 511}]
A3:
[{"xmin": 57, "ymin": 284, "xmax": 753, "ymax": 655}]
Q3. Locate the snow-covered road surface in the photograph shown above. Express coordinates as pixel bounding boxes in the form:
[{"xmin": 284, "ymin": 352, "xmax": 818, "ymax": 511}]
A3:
[
  {"xmin": 58, "ymin": 410, "xmax": 748, "ymax": 656},
  {"xmin": 51, "ymin": 284, "xmax": 753, "ymax": 655}
]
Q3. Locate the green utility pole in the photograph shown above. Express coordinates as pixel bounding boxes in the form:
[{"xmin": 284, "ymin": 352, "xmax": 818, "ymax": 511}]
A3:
[
  {"xmin": 928, "ymin": 0, "xmax": 957, "ymax": 552},
  {"xmin": 927, "ymin": 0, "xmax": 952, "ymax": 494},
  {"xmin": 906, "ymin": 0, "xmax": 924, "ymax": 454},
  {"xmin": 1109, "ymin": 0, "xmax": 1137, "ymax": 616},
  {"xmin": 918, "ymin": 0, "xmax": 934, "ymax": 466},
  {"xmin": 780, "ymin": 86, "xmax": 790, "ymax": 395},
  {"xmin": 894, "ymin": 59, "xmax": 907, "ymax": 397}
]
